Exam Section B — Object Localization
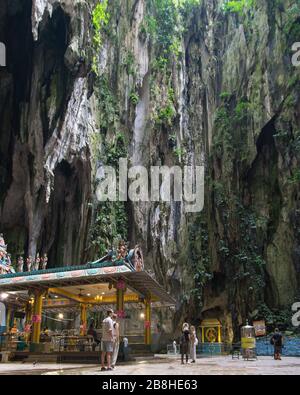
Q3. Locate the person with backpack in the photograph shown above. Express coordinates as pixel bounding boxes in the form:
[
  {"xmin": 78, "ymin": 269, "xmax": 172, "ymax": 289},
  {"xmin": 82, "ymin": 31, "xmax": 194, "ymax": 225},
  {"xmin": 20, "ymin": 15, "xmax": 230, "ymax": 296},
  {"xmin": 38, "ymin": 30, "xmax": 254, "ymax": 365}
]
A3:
[
  {"xmin": 180, "ymin": 323, "xmax": 190, "ymax": 365},
  {"xmin": 270, "ymin": 328, "xmax": 284, "ymax": 360}
]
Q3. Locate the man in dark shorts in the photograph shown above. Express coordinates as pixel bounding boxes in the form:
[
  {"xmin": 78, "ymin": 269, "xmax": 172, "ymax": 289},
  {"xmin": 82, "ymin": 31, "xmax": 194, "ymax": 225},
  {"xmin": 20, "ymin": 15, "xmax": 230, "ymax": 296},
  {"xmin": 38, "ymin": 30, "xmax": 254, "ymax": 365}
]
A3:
[{"xmin": 271, "ymin": 328, "xmax": 284, "ymax": 360}]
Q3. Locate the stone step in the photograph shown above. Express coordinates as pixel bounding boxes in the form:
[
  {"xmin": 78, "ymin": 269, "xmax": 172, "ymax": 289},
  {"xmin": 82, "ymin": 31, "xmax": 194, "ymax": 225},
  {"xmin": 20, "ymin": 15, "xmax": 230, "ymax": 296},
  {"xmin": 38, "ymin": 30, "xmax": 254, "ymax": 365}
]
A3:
[
  {"xmin": 130, "ymin": 344, "xmax": 154, "ymax": 356},
  {"xmin": 25, "ymin": 354, "xmax": 58, "ymax": 363},
  {"xmin": 126, "ymin": 335, "xmax": 145, "ymax": 344}
]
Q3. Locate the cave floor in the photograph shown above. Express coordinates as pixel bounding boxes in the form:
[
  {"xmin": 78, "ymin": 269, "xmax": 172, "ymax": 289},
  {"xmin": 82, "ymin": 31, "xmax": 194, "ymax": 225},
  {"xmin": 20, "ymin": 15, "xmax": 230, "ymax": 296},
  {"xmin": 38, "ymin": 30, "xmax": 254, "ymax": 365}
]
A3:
[{"xmin": 0, "ymin": 356, "xmax": 299, "ymax": 375}]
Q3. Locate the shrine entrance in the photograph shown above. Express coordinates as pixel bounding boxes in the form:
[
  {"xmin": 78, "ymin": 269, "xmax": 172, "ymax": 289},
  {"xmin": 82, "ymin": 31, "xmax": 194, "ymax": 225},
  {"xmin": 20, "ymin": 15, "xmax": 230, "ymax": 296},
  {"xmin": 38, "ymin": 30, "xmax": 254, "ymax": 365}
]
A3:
[
  {"xmin": 0, "ymin": 258, "xmax": 175, "ymax": 359},
  {"xmin": 200, "ymin": 319, "xmax": 222, "ymax": 344},
  {"xmin": 199, "ymin": 319, "xmax": 223, "ymax": 355}
]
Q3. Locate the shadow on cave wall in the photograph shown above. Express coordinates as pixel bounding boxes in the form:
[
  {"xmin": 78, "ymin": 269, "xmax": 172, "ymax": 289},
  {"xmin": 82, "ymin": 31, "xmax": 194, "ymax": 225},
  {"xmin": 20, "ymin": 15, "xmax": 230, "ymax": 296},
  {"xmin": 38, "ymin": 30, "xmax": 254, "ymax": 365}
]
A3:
[
  {"xmin": 246, "ymin": 118, "xmax": 283, "ymax": 307},
  {"xmin": 0, "ymin": 0, "xmax": 34, "ymax": 254},
  {"xmin": 0, "ymin": 1, "xmax": 91, "ymax": 267},
  {"xmin": 41, "ymin": 160, "xmax": 91, "ymax": 268}
]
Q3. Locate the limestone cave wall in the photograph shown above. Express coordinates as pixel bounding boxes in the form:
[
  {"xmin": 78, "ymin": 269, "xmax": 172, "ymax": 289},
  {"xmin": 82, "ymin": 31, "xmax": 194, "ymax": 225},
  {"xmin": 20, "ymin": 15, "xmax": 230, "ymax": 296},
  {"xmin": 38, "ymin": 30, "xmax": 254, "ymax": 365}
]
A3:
[{"xmin": 0, "ymin": 0, "xmax": 299, "ymax": 337}]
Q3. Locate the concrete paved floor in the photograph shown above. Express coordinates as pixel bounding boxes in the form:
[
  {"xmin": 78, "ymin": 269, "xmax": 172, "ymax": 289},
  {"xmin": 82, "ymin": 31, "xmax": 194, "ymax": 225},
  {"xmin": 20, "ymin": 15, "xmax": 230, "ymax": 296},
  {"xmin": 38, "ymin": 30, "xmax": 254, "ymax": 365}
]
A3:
[
  {"xmin": 0, "ymin": 362, "xmax": 98, "ymax": 375},
  {"xmin": 0, "ymin": 356, "xmax": 300, "ymax": 375}
]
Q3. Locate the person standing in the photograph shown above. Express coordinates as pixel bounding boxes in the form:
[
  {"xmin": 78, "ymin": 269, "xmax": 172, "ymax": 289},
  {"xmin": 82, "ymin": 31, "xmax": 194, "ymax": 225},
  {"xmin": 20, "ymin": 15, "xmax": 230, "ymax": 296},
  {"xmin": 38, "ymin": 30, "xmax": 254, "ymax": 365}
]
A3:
[
  {"xmin": 271, "ymin": 328, "xmax": 284, "ymax": 360},
  {"xmin": 190, "ymin": 325, "xmax": 198, "ymax": 363},
  {"xmin": 180, "ymin": 323, "xmax": 190, "ymax": 365},
  {"xmin": 87, "ymin": 321, "xmax": 100, "ymax": 350},
  {"xmin": 101, "ymin": 309, "xmax": 114, "ymax": 372},
  {"xmin": 111, "ymin": 313, "xmax": 120, "ymax": 369}
]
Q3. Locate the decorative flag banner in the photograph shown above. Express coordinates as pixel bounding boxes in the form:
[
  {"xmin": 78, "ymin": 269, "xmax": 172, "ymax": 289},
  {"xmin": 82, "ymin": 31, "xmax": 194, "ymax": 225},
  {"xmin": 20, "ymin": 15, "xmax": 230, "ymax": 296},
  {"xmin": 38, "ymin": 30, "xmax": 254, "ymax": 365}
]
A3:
[
  {"xmin": 117, "ymin": 310, "xmax": 126, "ymax": 319},
  {"xmin": 253, "ymin": 320, "xmax": 266, "ymax": 337},
  {"xmin": 116, "ymin": 279, "xmax": 126, "ymax": 290},
  {"xmin": 145, "ymin": 321, "xmax": 151, "ymax": 329}
]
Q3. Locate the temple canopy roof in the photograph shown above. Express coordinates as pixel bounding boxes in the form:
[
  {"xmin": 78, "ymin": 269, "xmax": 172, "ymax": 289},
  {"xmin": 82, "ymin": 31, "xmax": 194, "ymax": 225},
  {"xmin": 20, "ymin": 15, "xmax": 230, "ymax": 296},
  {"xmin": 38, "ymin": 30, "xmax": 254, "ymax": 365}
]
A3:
[{"xmin": 0, "ymin": 260, "xmax": 175, "ymax": 307}]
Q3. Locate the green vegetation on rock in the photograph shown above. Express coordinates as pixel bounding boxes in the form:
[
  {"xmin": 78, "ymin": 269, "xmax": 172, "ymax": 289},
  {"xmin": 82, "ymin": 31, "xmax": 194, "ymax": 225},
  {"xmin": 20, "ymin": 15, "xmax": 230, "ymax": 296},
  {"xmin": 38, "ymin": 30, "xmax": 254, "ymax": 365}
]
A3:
[
  {"xmin": 145, "ymin": 0, "xmax": 201, "ymax": 60},
  {"xmin": 92, "ymin": 0, "xmax": 110, "ymax": 73},
  {"xmin": 88, "ymin": 133, "xmax": 128, "ymax": 258},
  {"xmin": 222, "ymin": 0, "xmax": 255, "ymax": 14}
]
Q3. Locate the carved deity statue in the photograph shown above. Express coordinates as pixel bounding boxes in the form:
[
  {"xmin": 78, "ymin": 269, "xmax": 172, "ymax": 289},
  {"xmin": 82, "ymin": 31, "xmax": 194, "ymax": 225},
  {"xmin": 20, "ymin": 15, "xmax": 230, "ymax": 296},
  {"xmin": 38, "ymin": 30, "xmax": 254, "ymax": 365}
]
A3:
[
  {"xmin": 117, "ymin": 241, "xmax": 128, "ymax": 261},
  {"xmin": 17, "ymin": 256, "xmax": 24, "ymax": 273},
  {"xmin": 6, "ymin": 253, "xmax": 11, "ymax": 265},
  {"xmin": 0, "ymin": 233, "xmax": 7, "ymax": 250},
  {"xmin": 134, "ymin": 246, "xmax": 144, "ymax": 272},
  {"xmin": 0, "ymin": 249, "xmax": 6, "ymax": 274},
  {"xmin": 34, "ymin": 253, "xmax": 41, "ymax": 271},
  {"xmin": 42, "ymin": 254, "xmax": 48, "ymax": 270},
  {"xmin": 26, "ymin": 256, "xmax": 32, "ymax": 272},
  {"xmin": 6, "ymin": 254, "xmax": 15, "ymax": 274}
]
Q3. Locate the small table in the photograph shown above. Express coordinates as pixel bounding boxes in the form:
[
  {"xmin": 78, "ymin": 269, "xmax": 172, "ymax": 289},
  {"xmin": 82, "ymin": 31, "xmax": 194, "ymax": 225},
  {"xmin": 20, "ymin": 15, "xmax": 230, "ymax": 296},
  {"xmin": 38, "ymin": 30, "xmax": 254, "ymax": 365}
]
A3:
[{"xmin": 231, "ymin": 343, "xmax": 241, "ymax": 359}]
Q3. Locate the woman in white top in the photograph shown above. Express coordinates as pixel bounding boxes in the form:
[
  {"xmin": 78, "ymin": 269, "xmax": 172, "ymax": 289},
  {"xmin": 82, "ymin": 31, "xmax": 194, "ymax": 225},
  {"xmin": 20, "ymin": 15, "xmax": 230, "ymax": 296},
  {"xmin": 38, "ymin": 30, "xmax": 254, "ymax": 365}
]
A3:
[
  {"xmin": 190, "ymin": 325, "xmax": 198, "ymax": 363},
  {"xmin": 111, "ymin": 314, "xmax": 120, "ymax": 369}
]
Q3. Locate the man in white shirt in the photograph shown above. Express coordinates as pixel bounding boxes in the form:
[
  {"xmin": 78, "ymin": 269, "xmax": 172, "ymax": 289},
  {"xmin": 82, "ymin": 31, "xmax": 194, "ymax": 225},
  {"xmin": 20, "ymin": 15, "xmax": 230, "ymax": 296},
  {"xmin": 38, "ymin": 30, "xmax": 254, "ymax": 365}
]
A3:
[{"xmin": 101, "ymin": 309, "xmax": 114, "ymax": 371}]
